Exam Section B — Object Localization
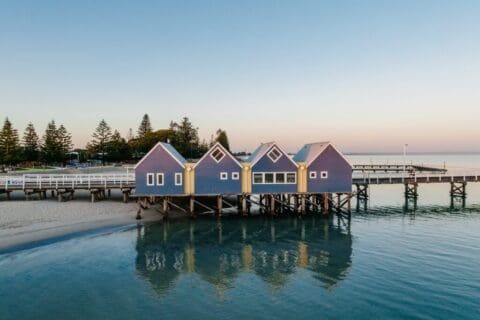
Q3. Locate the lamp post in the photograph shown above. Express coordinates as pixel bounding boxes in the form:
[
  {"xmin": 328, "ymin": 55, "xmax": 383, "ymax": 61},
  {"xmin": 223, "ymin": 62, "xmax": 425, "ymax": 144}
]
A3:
[{"xmin": 403, "ymin": 144, "xmax": 408, "ymax": 177}]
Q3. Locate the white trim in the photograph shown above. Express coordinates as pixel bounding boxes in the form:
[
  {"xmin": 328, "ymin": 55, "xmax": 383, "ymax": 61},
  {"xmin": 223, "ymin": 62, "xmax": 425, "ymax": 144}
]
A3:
[
  {"xmin": 309, "ymin": 171, "xmax": 317, "ymax": 179},
  {"xmin": 305, "ymin": 142, "xmax": 352, "ymax": 168},
  {"xmin": 193, "ymin": 142, "xmax": 243, "ymax": 169},
  {"xmin": 232, "ymin": 172, "xmax": 240, "ymax": 180},
  {"xmin": 220, "ymin": 172, "xmax": 228, "ymax": 180},
  {"xmin": 210, "ymin": 147, "xmax": 226, "ymax": 163},
  {"xmin": 134, "ymin": 142, "xmax": 185, "ymax": 169},
  {"xmin": 156, "ymin": 173, "xmax": 164, "ymax": 186},
  {"xmin": 146, "ymin": 173, "xmax": 154, "ymax": 186},
  {"xmin": 266, "ymin": 146, "xmax": 282, "ymax": 163},
  {"xmin": 174, "ymin": 172, "xmax": 182, "ymax": 186},
  {"xmin": 320, "ymin": 171, "xmax": 328, "ymax": 179},
  {"xmin": 251, "ymin": 171, "xmax": 297, "ymax": 185},
  {"xmin": 250, "ymin": 142, "xmax": 299, "ymax": 168}
]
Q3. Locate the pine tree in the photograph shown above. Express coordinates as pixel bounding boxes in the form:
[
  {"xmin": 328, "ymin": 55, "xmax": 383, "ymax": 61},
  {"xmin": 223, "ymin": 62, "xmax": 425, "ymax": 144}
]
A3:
[
  {"xmin": 126, "ymin": 128, "xmax": 134, "ymax": 142},
  {"xmin": 215, "ymin": 129, "xmax": 230, "ymax": 151},
  {"xmin": 107, "ymin": 130, "xmax": 130, "ymax": 162},
  {"xmin": 57, "ymin": 124, "xmax": 73, "ymax": 165},
  {"xmin": 170, "ymin": 117, "xmax": 200, "ymax": 158},
  {"xmin": 88, "ymin": 119, "xmax": 112, "ymax": 165},
  {"xmin": 23, "ymin": 122, "xmax": 39, "ymax": 162},
  {"xmin": 137, "ymin": 114, "xmax": 152, "ymax": 138},
  {"xmin": 0, "ymin": 118, "xmax": 20, "ymax": 165},
  {"xmin": 41, "ymin": 120, "xmax": 62, "ymax": 164}
]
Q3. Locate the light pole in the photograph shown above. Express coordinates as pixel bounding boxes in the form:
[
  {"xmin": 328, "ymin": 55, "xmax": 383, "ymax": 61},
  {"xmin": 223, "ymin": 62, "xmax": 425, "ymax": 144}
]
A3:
[{"xmin": 403, "ymin": 144, "xmax": 408, "ymax": 177}]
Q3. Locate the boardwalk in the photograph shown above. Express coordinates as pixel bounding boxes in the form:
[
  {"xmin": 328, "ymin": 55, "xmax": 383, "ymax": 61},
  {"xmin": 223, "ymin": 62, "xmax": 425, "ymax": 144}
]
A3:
[{"xmin": 0, "ymin": 174, "xmax": 135, "ymax": 202}]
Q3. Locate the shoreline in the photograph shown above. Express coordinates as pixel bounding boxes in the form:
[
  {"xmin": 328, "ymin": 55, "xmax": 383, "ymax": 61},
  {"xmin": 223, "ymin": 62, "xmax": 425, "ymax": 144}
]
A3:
[{"xmin": 0, "ymin": 193, "xmax": 168, "ymax": 253}]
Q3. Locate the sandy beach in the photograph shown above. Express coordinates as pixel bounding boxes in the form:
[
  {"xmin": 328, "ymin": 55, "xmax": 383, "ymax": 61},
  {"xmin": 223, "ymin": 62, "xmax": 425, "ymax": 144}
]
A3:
[{"xmin": 0, "ymin": 191, "xmax": 164, "ymax": 251}]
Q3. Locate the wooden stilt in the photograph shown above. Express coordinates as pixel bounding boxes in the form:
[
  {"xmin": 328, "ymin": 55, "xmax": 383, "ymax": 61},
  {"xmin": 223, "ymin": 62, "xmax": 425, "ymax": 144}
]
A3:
[{"xmin": 217, "ymin": 195, "xmax": 223, "ymax": 217}]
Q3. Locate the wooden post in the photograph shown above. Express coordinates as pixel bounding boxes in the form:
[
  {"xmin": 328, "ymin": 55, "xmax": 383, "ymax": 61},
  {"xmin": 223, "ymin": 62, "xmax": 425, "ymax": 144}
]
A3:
[
  {"xmin": 107, "ymin": 189, "xmax": 111, "ymax": 198},
  {"xmin": 270, "ymin": 194, "xmax": 275, "ymax": 215},
  {"xmin": 217, "ymin": 195, "xmax": 223, "ymax": 217},
  {"xmin": 241, "ymin": 195, "xmax": 247, "ymax": 216},
  {"xmin": 163, "ymin": 197, "xmax": 169, "ymax": 218},
  {"xmin": 136, "ymin": 199, "xmax": 142, "ymax": 220},
  {"xmin": 323, "ymin": 193, "xmax": 329, "ymax": 214},
  {"xmin": 189, "ymin": 196, "xmax": 195, "ymax": 217},
  {"xmin": 300, "ymin": 194, "xmax": 306, "ymax": 214},
  {"xmin": 91, "ymin": 191, "xmax": 96, "ymax": 203},
  {"xmin": 51, "ymin": 190, "xmax": 55, "ymax": 198}
]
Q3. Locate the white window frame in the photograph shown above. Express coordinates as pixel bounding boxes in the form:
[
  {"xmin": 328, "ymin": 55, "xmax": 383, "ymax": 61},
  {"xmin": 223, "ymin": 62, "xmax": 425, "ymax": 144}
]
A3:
[
  {"xmin": 286, "ymin": 172, "xmax": 297, "ymax": 184},
  {"xmin": 267, "ymin": 147, "xmax": 282, "ymax": 163},
  {"xmin": 251, "ymin": 172, "xmax": 297, "ymax": 184},
  {"xmin": 156, "ymin": 173, "xmax": 164, "ymax": 186},
  {"xmin": 232, "ymin": 172, "xmax": 240, "ymax": 180},
  {"xmin": 253, "ymin": 173, "xmax": 264, "ymax": 184},
  {"xmin": 320, "ymin": 171, "xmax": 328, "ymax": 179},
  {"xmin": 210, "ymin": 147, "xmax": 226, "ymax": 163},
  {"xmin": 220, "ymin": 172, "xmax": 228, "ymax": 180},
  {"xmin": 146, "ymin": 173, "xmax": 155, "ymax": 186},
  {"xmin": 309, "ymin": 171, "xmax": 317, "ymax": 179},
  {"xmin": 174, "ymin": 172, "xmax": 182, "ymax": 186},
  {"xmin": 264, "ymin": 173, "xmax": 275, "ymax": 184}
]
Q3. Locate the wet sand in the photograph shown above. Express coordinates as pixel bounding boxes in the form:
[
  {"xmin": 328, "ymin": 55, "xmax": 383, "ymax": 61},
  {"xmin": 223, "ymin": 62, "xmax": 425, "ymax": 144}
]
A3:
[{"xmin": 0, "ymin": 190, "xmax": 166, "ymax": 251}]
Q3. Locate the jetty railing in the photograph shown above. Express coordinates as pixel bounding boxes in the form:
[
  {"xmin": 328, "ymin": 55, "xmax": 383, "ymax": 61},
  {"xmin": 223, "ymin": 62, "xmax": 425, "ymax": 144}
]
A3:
[{"xmin": 0, "ymin": 174, "xmax": 135, "ymax": 191}]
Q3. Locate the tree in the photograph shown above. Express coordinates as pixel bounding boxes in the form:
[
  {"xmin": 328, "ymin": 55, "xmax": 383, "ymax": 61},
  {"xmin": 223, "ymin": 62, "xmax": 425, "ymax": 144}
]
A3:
[
  {"xmin": 137, "ymin": 114, "xmax": 152, "ymax": 138},
  {"xmin": 41, "ymin": 120, "xmax": 62, "ymax": 164},
  {"xmin": 88, "ymin": 119, "xmax": 112, "ymax": 165},
  {"xmin": 169, "ymin": 117, "xmax": 201, "ymax": 158},
  {"xmin": 57, "ymin": 124, "xmax": 73, "ymax": 165},
  {"xmin": 0, "ymin": 118, "xmax": 20, "ymax": 165},
  {"xmin": 23, "ymin": 122, "xmax": 39, "ymax": 162},
  {"xmin": 215, "ymin": 129, "xmax": 230, "ymax": 151},
  {"xmin": 126, "ymin": 128, "xmax": 134, "ymax": 142},
  {"xmin": 106, "ymin": 130, "xmax": 131, "ymax": 162}
]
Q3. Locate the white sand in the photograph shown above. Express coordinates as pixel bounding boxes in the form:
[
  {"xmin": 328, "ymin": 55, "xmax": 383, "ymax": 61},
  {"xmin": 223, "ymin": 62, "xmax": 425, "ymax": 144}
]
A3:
[{"xmin": 0, "ymin": 193, "xmax": 163, "ymax": 251}]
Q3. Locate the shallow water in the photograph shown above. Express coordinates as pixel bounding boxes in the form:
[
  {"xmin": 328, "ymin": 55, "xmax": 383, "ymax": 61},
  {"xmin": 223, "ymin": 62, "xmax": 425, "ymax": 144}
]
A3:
[
  {"xmin": 1, "ymin": 153, "xmax": 480, "ymax": 319},
  {"xmin": 0, "ymin": 209, "xmax": 479, "ymax": 320}
]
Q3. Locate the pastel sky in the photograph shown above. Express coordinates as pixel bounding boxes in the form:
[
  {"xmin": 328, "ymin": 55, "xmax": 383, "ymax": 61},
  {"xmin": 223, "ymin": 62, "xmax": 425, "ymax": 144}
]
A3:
[{"xmin": 1, "ymin": 0, "xmax": 479, "ymax": 153}]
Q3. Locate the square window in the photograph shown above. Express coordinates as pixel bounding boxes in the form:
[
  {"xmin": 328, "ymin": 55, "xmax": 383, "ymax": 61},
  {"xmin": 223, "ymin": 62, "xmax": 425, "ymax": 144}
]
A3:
[
  {"xmin": 253, "ymin": 173, "xmax": 263, "ymax": 184},
  {"xmin": 232, "ymin": 172, "xmax": 240, "ymax": 180},
  {"xmin": 220, "ymin": 172, "xmax": 228, "ymax": 180},
  {"xmin": 286, "ymin": 173, "xmax": 296, "ymax": 184},
  {"xmin": 147, "ymin": 173, "xmax": 154, "ymax": 186},
  {"xmin": 309, "ymin": 171, "xmax": 317, "ymax": 179},
  {"xmin": 267, "ymin": 147, "xmax": 282, "ymax": 163},
  {"xmin": 320, "ymin": 171, "xmax": 328, "ymax": 179},
  {"xmin": 156, "ymin": 173, "xmax": 164, "ymax": 186},
  {"xmin": 264, "ymin": 173, "xmax": 274, "ymax": 184},
  {"xmin": 275, "ymin": 173, "xmax": 285, "ymax": 183},
  {"xmin": 211, "ymin": 148, "xmax": 226, "ymax": 163},
  {"xmin": 175, "ymin": 173, "xmax": 182, "ymax": 186}
]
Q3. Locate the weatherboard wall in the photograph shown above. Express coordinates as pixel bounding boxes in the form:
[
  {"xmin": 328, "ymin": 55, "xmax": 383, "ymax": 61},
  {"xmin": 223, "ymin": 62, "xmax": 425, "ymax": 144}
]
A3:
[
  {"xmin": 306, "ymin": 145, "xmax": 352, "ymax": 193},
  {"xmin": 251, "ymin": 145, "xmax": 298, "ymax": 193},
  {"xmin": 135, "ymin": 144, "xmax": 185, "ymax": 196},
  {"xmin": 194, "ymin": 150, "xmax": 242, "ymax": 195}
]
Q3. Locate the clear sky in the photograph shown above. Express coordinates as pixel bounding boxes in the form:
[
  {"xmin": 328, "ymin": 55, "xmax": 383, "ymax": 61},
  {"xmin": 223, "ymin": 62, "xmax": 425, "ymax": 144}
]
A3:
[{"xmin": 1, "ymin": 0, "xmax": 479, "ymax": 153}]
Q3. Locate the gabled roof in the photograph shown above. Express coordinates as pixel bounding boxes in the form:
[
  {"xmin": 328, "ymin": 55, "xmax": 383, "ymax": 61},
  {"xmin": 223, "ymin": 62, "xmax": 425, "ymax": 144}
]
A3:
[
  {"xmin": 247, "ymin": 142, "xmax": 298, "ymax": 168},
  {"xmin": 134, "ymin": 142, "xmax": 187, "ymax": 169},
  {"xmin": 293, "ymin": 142, "xmax": 352, "ymax": 168},
  {"xmin": 193, "ymin": 142, "xmax": 242, "ymax": 169}
]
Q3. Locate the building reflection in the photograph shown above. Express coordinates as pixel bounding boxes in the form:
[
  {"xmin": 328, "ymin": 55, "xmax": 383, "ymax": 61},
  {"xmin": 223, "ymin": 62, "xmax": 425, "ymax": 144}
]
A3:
[{"xmin": 135, "ymin": 217, "xmax": 352, "ymax": 297}]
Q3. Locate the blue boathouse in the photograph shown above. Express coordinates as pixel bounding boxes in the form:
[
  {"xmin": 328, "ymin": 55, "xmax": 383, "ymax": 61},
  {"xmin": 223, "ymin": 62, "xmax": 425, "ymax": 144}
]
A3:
[
  {"xmin": 293, "ymin": 142, "xmax": 352, "ymax": 193},
  {"xmin": 247, "ymin": 142, "xmax": 298, "ymax": 194},
  {"xmin": 134, "ymin": 142, "xmax": 187, "ymax": 196},
  {"xmin": 193, "ymin": 142, "xmax": 243, "ymax": 195}
]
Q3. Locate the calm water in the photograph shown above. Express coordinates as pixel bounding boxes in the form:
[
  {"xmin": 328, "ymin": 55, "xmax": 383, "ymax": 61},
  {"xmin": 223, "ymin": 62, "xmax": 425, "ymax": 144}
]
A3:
[{"xmin": 1, "ymin": 154, "xmax": 480, "ymax": 319}]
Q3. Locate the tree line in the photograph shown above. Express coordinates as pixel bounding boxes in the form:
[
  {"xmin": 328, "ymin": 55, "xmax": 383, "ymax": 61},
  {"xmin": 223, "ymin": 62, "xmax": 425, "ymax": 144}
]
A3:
[{"xmin": 0, "ymin": 115, "xmax": 230, "ymax": 167}]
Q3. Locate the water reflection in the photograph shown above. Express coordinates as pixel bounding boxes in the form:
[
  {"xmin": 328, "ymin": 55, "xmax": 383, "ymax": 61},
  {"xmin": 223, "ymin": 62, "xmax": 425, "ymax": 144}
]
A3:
[{"xmin": 135, "ymin": 217, "xmax": 352, "ymax": 296}]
